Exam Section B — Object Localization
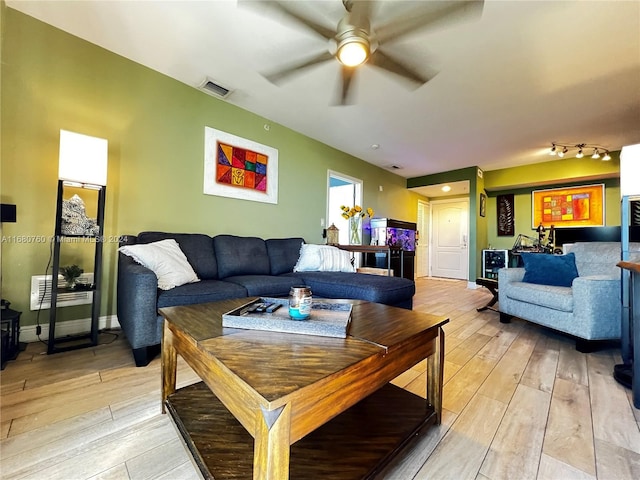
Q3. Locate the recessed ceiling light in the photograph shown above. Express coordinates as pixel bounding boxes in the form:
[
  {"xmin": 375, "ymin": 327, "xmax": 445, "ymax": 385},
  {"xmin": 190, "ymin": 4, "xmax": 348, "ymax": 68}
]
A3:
[
  {"xmin": 371, "ymin": 144, "xmax": 380, "ymax": 150},
  {"xmin": 442, "ymin": 185, "xmax": 451, "ymax": 192}
]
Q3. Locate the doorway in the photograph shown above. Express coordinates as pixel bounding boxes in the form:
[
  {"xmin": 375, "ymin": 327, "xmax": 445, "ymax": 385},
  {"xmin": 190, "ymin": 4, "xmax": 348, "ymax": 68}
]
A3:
[
  {"xmin": 416, "ymin": 199, "xmax": 430, "ymax": 277},
  {"xmin": 327, "ymin": 170, "xmax": 362, "ymax": 246},
  {"xmin": 430, "ymin": 199, "xmax": 469, "ymax": 280}
]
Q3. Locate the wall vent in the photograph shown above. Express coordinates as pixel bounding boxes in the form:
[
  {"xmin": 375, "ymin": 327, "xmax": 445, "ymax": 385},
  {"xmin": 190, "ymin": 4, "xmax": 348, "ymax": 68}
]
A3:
[
  {"xmin": 198, "ymin": 77, "xmax": 232, "ymax": 99},
  {"xmin": 30, "ymin": 273, "xmax": 94, "ymax": 310}
]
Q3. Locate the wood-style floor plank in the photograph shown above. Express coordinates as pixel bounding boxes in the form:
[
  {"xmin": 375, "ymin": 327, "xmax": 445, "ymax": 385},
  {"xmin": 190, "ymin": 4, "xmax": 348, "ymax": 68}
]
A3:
[
  {"xmin": 543, "ymin": 377, "xmax": 595, "ymax": 475},
  {"xmin": 1, "ymin": 277, "xmax": 639, "ymax": 479},
  {"xmin": 479, "ymin": 384, "xmax": 551, "ymax": 480}
]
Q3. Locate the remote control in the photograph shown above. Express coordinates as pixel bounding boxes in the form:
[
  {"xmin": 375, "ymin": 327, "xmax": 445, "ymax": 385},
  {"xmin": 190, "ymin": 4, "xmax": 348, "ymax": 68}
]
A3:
[{"xmin": 266, "ymin": 303, "xmax": 282, "ymax": 313}]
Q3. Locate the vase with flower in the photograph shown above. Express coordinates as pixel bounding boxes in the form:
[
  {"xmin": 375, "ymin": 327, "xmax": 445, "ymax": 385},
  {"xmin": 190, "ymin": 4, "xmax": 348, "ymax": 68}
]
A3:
[{"xmin": 340, "ymin": 205, "xmax": 374, "ymax": 245}]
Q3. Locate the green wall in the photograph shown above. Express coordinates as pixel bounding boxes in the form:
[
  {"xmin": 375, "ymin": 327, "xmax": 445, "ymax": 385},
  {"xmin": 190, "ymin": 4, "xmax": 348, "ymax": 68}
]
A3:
[{"xmin": 0, "ymin": 7, "xmax": 425, "ymax": 327}]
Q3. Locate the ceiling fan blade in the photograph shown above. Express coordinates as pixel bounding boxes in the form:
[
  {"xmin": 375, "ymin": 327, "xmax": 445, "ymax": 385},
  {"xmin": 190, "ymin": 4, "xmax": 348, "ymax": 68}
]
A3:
[
  {"xmin": 375, "ymin": 0, "xmax": 484, "ymax": 44},
  {"xmin": 264, "ymin": 51, "xmax": 334, "ymax": 84},
  {"xmin": 335, "ymin": 65, "xmax": 357, "ymax": 106},
  {"xmin": 368, "ymin": 49, "xmax": 431, "ymax": 86},
  {"xmin": 243, "ymin": 0, "xmax": 335, "ymax": 40}
]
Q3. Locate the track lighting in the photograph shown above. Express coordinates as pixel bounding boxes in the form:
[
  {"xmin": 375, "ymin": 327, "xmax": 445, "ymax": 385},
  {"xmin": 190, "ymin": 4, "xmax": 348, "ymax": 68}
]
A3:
[{"xmin": 548, "ymin": 143, "xmax": 611, "ymax": 161}]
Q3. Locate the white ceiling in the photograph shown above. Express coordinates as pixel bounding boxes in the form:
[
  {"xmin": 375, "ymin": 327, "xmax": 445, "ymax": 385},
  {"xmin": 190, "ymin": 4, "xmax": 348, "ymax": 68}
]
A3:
[{"xmin": 8, "ymin": 0, "xmax": 640, "ymax": 180}]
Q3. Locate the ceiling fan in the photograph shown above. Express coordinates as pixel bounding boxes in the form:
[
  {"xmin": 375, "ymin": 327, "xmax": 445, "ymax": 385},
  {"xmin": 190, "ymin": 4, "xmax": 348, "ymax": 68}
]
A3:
[{"xmin": 250, "ymin": 0, "xmax": 485, "ymax": 104}]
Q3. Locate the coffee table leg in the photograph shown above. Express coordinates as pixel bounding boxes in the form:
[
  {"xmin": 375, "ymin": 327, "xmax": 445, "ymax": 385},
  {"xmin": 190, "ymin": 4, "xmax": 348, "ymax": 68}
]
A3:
[
  {"xmin": 427, "ymin": 326, "xmax": 445, "ymax": 424},
  {"xmin": 253, "ymin": 403, "xmax": 292, "ymax": 480},
  {"xmin": 161, "ymin": 320, "xmax": 177, "ymax": 414}
]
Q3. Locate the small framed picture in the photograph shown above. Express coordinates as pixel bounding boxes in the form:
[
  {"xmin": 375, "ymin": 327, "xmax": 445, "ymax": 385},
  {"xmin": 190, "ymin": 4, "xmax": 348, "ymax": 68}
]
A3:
[{"xmin": 480, "ymin": 193, "xmax": 486, "ymax": 217}]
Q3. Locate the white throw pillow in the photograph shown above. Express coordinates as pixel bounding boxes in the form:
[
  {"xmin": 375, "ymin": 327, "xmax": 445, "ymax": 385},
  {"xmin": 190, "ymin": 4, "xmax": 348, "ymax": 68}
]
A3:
[
  {"xmin": 294, "ymin": 244, "xmax": 355, "ymax": 273},
  {"xmin": 319, "ymin": 246, "xmax": 355, "ymax": 272},
  {"xmin": 119, "ymin": 239, "xmax": 200, "ymax": 290},
  {"xmin": 293, "ymin": 244, "xmax": 323, "ymax": 272}
]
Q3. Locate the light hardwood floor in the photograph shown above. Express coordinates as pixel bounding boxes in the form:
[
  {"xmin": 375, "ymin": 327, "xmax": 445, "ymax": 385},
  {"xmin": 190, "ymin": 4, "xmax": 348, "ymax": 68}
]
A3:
[{"xmin": 1, "ymin": 278, "xmax": 639, "ymax": 479}]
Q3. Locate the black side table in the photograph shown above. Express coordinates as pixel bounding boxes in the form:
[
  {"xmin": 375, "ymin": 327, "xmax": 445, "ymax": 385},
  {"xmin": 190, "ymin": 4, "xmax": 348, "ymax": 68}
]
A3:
[
  {"xmin": 476, "ymin": 277, "xmax": 499, "ymax": 312},
  {"xmin": 1, "ymin": 306, "xmax": 23, "ymax": 369}
]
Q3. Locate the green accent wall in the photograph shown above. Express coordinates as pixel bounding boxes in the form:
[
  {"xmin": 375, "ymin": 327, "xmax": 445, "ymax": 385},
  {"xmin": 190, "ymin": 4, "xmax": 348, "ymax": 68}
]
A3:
[{"xmin": 1, "ymin": 7, "xmax": 425, "ymax": 327}]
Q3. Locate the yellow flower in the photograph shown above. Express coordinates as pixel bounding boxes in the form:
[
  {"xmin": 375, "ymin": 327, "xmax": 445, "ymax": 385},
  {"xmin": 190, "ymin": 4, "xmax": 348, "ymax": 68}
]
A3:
[{"xmin": 339, "ymin": 205, "xmax": 374, "ymax": 218}]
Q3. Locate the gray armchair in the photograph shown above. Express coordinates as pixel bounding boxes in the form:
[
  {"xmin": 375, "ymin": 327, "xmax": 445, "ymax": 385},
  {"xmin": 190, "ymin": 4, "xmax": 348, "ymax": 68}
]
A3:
[{"xmin": 498, "ymin": 242, "xmax": 640, "ymax": 351}]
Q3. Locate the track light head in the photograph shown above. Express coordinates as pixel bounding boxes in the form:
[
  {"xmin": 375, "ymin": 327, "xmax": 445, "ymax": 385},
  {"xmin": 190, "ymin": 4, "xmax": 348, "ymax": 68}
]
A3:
[
  {"xmin": 558, "ymin": 146, "xmax": 568, "ymax": 158},
  {"xmin": 549, "ymin": 144, "xmax": 557, "ymax": 156},
  {"xmin": 592, "ymin": 148, "xmax": 600, "ymax": 159},
  {"xmin": 602, "ymin": 151, "xmax": 611, "ymax": 161}
]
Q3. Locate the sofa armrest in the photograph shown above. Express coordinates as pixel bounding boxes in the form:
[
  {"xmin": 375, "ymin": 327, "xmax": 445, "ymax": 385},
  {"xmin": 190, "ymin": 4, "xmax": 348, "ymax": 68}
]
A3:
[
  {"xmin": 498, "ymin": 267, "xmax": 525, "ymax": 284},
  {"xmin": 117, "ymin": 254, "xmax": 160, "ymax": 350},
  {"xmin": 571, "ymin": 275, "xmax": 621, "ymax": 338}
]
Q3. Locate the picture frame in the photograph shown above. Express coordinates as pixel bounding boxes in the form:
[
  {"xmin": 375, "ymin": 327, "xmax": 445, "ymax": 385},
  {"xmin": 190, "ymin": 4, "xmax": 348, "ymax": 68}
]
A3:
[
  {"xmin": 479, "ymin": 193, "xmax": 486, "ymax": 217},
  {"xmin": 531, "ymin": 184, "xmax": 604, "ymax": 228},
  {"xmin": 204, "ymin": 127, "xmax": 279, "ymax": 204},
  {"xmin": 497, "ymin": 193, "xmax": 515, "ymax": 236}
]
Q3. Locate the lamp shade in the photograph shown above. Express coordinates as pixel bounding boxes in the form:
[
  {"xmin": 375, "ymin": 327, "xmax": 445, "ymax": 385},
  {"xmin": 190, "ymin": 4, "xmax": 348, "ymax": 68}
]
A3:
[
  {"xmin": 620, "ymin": 143, "xmax": 640, "ymax": 197},
  {"xmin": 59, "ymin": 130, "xmax": 108, "ymax": 186}
]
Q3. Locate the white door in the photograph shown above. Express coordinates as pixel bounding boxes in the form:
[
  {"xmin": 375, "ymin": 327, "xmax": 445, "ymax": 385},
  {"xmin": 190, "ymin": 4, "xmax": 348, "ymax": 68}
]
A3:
[
  {"xmin": 431, "ymin": 200, "xmax": 469, "ymax": 280},
  {"xmin": 416, "ymin": 200, "xmax": 430, "ymax": 277}
]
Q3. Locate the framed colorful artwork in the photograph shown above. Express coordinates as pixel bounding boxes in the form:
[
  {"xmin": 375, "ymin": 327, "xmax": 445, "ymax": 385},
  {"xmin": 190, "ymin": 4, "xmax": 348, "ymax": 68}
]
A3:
[
  {"xmin": 204, "ymin": 127, "xmax": 278, "ymax": 204},
  {"xmin": 531, "ymin": 184, "xmax": 604, "ymax": 228}
]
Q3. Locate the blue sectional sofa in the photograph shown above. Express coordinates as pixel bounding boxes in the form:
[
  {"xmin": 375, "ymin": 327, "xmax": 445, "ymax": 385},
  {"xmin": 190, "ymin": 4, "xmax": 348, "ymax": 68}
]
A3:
[{"xmin": 117, "ymin": 232, "xmax": 415, "ymax": 366}]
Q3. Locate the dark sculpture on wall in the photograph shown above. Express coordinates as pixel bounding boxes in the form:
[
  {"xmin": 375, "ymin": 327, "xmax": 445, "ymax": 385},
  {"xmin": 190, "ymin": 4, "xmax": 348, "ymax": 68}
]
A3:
[
  {"xmin": 497, "ymin": 194, "xmax": 515, "ymax": 236},
  {"xmin": 632, "ymin": 201, "xmax": 640, "ymax": 226}
]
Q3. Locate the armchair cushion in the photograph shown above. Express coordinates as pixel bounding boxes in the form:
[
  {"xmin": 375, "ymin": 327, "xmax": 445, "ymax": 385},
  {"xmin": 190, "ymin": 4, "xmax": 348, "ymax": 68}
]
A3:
[{"xmin": 521, "ymin": 252, "xmax": 578, "ymax": 287}]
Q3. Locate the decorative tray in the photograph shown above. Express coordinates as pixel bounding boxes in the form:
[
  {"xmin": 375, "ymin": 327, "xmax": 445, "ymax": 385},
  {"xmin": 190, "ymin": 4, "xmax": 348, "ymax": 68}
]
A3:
[{"xmin": 222, "ymin": 297, "xmax": 352, "ymax": 338}]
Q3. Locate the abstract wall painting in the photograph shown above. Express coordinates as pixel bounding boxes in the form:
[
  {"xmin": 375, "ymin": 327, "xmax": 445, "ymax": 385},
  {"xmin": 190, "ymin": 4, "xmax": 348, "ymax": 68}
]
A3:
[
  {"xmin": 532, "ymin": 184, "xmax": 604, "ymax": 228},
  {"xmin": 204, "ymin": 127, "xmax": 278, "ymax": 204}
]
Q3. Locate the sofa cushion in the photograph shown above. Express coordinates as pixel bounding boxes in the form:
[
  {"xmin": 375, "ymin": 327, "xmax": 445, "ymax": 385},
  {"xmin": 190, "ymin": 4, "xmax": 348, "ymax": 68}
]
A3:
[
  {"xmin": 296, "ymin": 272, "xmax": 415, "ymax": 306},
  {"xmin": 137, "ymin": 231, "xmax": 218, "ymax": 279},
  {"xmin": 214, "ymin": 235, "xmax": 271, "ymax": 278},
  {"xmin": 223, "ymin": 274, "xmax": 304, "ymax": 297},
  {"xmin": 266, "ymin": 238, "xmax": 305, "ymax": 275},
  {"xmin": 119, "ymin": 239, "xmax": 200, "ymax": 290},
  {"xmin": 505, "ymin": 281, "xmax": 574, "ymax": 312},
  {"xmin": 157, "ymin": 279, "xmax": 247, "ymax": 308},
  {"xmin": 521, "ymin": 252, "xmax": 578, "ymax": 287}
]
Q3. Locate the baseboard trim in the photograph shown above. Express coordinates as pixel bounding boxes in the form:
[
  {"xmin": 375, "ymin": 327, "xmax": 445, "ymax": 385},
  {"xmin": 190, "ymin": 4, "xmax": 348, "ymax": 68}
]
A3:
[{"xmin": 19, "ymin": 315, "xmax": 121, "ymax": 343}]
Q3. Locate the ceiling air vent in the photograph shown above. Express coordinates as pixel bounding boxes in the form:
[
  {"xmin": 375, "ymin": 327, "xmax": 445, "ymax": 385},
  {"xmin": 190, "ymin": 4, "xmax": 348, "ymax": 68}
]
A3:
[{"xmin": 198, "ymin": 78, "xmax": 232, "ymax": 99}]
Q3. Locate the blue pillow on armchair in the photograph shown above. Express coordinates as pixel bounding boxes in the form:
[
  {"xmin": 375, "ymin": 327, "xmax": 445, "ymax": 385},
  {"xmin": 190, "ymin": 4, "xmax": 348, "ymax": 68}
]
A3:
[{"xmin": 521, "ymin": 252, "xmax": 579, "ymax": 287}]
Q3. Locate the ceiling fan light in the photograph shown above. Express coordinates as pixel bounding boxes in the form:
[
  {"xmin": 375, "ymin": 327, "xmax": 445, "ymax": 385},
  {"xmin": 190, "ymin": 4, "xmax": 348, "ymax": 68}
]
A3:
[{"xmin": 337, "ymin": 38, "xmax": 369, "ymax": 67}]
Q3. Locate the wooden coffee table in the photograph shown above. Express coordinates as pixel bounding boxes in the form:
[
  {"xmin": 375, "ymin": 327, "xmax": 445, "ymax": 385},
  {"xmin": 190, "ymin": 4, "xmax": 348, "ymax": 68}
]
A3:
[{"xmin": 160, "ymin": 298, "xmax": 448, "ymax": 479}]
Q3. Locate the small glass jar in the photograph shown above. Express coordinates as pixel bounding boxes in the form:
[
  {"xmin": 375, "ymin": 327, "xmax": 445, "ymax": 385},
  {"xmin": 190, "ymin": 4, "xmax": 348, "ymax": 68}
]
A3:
[{"xmin": 289, "ymin": 286, "xmax": 312, "ymax": 320}]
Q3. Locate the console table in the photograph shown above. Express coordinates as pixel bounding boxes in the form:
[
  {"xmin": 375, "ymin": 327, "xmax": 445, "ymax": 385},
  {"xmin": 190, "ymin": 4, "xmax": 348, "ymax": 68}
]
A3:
[{"xmin": 616, "ymin": 261, "xmax": 640, "ymax": 409}]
